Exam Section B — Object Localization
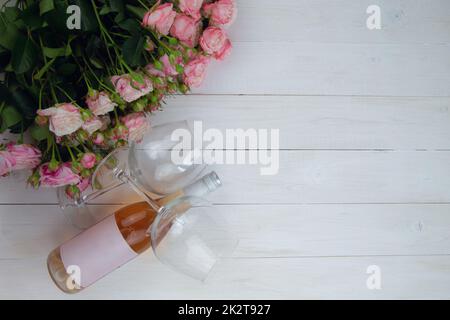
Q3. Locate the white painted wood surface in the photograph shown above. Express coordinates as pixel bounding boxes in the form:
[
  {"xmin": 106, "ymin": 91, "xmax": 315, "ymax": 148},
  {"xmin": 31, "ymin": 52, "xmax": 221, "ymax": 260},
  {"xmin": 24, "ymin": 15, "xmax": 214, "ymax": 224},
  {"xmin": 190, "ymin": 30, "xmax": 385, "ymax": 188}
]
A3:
[{"xmin": 1, "ymin": 0, "xmax": 450, "ymax": 299}]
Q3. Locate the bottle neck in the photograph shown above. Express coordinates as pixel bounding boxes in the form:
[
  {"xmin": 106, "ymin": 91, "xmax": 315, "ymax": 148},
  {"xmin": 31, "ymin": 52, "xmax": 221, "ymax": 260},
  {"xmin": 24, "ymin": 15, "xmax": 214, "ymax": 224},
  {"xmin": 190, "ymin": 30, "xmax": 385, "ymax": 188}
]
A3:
[
  {"xmin": 184, "ymin": 171, "xmax": 222, "ymax": 198},
  {"xmin": 157, "ymin": 172, "xmax": 222, "ymax": 207}
]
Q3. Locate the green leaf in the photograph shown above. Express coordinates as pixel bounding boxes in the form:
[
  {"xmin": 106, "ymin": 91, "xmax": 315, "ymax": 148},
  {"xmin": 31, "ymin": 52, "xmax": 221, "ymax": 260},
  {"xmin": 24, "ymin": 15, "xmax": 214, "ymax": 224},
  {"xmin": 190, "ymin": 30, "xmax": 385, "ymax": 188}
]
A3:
[
  {"xmin": 20, "ymin": 2, "xmax": 44, "ymax": 30},
  {"xmin": 3, "ymin": 7, "xmax": 19, "ymax": 21},
  {"xmin": 110, "ymin": 0, "xmax": 125, "ymax": 13},
  {"xmin": 4, "ymin": 63, "xmax": 13, "ymax": 72},
  {"xmin": 72, "ymin": 0, "xmax": 99, "ymax": 32},
  {"xmin": 122, "ymin": 33, "xmax": 145, "ymax": 67},
  {"xmin": 34, "ymin": 57, "xmax": 56, "ymax": 80},
  {"xmin": 42, "ymin": 41, "xmax": 72, "ymax": 59},
  {"xmin": 118, "ymin": 19, "xmax": 141, "ymax": 34},
  {"xmin": 11, "ymin": 35, "xmax": 38, "ymax": 74},
  {"xmin": 114, "ymin": 12, "xmax": 125, "ymax": 23},
  {"xmin": 126, "ymin": 5, "xmax": 146, "ymax": 20},
  {"xmin": 30, "ymin": 124, "xmax": 50, "ymax": 141},
  {"xmin": 9, "ymin": 89, "xmax": 37, "ymax": 120},
  {"xmin": 40, "ymin": 0, "xmax": 55, "ymax": 15},
  {"xmin": 1, "ymin": 105, "xmax": 22, "ymax": 128},
  {"xmin": 99, "ymin": 6, "xmax": 112, "ymax": 15},
  {"xmin": 44, "ymin": 1, "xmax": 70, "ymax": 32},
  {"xmin": 65, "ymin": 44, "xmax": 72, "ymax": 56},
  {"xmin": 89, "ymin": 57, "xmax": 104, "ymax": 69},
  {"xmin": 0, "ymin": 16, "xmax": 19, "ymax": 50},
  {"xmin": 43, "ymin": 46, "xmax": 65, "ymax": 58}
]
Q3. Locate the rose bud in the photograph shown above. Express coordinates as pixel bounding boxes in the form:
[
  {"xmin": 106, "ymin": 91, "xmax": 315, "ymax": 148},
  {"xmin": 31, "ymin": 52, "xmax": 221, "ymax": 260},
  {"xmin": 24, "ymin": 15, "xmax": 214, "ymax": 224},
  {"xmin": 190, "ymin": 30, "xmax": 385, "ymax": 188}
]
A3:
[
  {"xmin": 35, "ymin": 115, "xmax": 48, "ymax": 127},
  {"xmin": 92, "ymin": 132, "xmax": 105, "ymax": 145},
  {"xmin": 80, "ymin": 153, "xmax": 97, "ymax": 169}
]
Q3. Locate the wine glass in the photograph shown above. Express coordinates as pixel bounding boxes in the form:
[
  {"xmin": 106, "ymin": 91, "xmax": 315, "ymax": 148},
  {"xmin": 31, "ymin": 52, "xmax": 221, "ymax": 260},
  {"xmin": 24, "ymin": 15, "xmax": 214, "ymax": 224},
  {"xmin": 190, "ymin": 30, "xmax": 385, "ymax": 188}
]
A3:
[
  {"xmin": 150, "ymin": 196, "xmax": 239, "ymax": 281},
  {"xmin": 58, "ymin": 120, "xmax": 206, "ymax": 228}
]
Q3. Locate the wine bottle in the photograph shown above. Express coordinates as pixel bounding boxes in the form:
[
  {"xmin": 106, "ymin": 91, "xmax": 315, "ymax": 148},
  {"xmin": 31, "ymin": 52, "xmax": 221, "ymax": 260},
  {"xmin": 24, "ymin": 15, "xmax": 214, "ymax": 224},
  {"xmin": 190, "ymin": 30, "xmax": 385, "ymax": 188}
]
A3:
[{"xmin": 47, "ymin": 172, "xmax": 222, "ymax": 293}]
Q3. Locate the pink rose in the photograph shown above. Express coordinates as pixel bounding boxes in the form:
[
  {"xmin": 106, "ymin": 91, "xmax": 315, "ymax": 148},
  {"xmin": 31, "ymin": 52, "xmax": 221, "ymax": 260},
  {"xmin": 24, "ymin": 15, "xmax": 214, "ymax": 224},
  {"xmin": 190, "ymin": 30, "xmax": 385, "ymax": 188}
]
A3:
[
  {"xmin": 39, "ymin": 163, "xmax": 81, "ymax": 188},
  {"xmin": 203, "ymin": 0, "xmax": 237, "ymax": 27},
  {"xmin": 199, "ymin": 27, "xmax": 232, "ymax": 60},
  {"xmin": 142, "ymin": 2, "xmax": 176, "ymax": 35},
  {"xmin": 145, "ymin": 63, "xmax": 166, "ymax": 78},
  {"xmin": 37, "ymin": 103, "xmax": 83, "ymax": 137},
  {"xmin": 111, "ymin": 125, "xmax": 129, "ymax": 142},
  {"xmin": 86, "ymin": 91, "xmax": 117, "ymax": 116},
  {"xmin": 66, "ymin": 177, "xmax": 91, "ymax": 199},
  {"xmin": 111, "ymin": 74, "xmax": 153, "ymax": 103},
  {"xmin": 92, "ymin": 132, "xmax": 105, "ymax": 145},
  {"xmin": 77, "ymin": 177, "xmax": 91, "ymax": 193},
  {"xmin": 179, "ymin": 0, "xmax": 204, "ymax": 20},
  {"xmin": 170, "ymin": 14, "xmax": 202, "ymax": 48},
  {"xmin": 82, "ymin": 117, "xmax": 103, "ymax": 135},
  {"xmin": 81, "ymin": 153, "xmax": 96, "ymax": 169},
  {"xmin": 160, "ymin": 54, "xmax": 180, "ymax": 77},
  {"xmin": 0, "ymin": 150, "xmax": 16, "ymax": 176},
  {"xmin": 6, "ymin": 144, "xmax": 42, "ymax": 171},
  {"xmin": 121, "ymin": 112, "xmax": 150, "ymax": 143},
  {"xmin": 183, "ymin": 55, "xmax": 211, "ymax": 88}
]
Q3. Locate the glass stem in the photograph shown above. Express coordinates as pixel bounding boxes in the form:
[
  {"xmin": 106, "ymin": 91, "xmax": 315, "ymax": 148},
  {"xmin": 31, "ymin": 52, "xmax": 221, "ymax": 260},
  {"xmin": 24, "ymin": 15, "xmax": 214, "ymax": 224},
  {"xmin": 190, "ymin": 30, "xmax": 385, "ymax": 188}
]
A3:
[
  {"xmin": 76, "ymin": 181, "xmax": 126, "ymax": 207},
  {"xmin": 116, "ymin": 171, "xmax": 162, "ymax": 213}
]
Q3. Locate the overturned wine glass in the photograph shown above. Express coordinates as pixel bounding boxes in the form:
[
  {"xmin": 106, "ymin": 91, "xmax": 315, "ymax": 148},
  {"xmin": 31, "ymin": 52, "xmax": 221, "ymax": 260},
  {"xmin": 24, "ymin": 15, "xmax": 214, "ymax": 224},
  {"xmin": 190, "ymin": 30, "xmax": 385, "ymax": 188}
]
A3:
[
  {"xmin": 58, "ymin": 120, "xmax": 206, "ymax": 229},
  {"xmin": 151, "ymin": 195, "xmax": 238, "ymax": 281}
]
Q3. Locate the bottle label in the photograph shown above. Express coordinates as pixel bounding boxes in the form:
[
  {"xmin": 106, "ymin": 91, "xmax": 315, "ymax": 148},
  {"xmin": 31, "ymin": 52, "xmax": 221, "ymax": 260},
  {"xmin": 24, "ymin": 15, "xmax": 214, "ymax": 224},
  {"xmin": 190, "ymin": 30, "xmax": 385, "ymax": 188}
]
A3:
[{"xmin": 60, "ymin": 214, "xmax": 138, "ymax": 288}]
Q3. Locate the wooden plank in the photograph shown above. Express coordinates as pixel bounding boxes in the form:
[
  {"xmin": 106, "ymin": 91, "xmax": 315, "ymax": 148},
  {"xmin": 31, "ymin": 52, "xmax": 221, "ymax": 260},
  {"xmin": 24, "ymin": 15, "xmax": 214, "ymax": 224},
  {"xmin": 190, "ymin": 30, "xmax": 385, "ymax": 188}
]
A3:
[
  {"xmin": 0, "ymin": 151, "xmax": 449, "ymax": 204},
  {"xmin": 1, "ymin": 204, "xmax": 450, "ymax": 259},
  {"xmin": 231, "ymin": 0, "xmax": 450, "ymax": 44},
  {"xmin": 1, "ymin": 255, "xmax": 449, "ymax": 299},
  {"xmin": 5, "ymin": 95, "xmax": 450, "ymax": 150},
  {"xmin": 212, "ymin": 150, "xmax": 450, "ymax": 204},
  {"xmin": 194, "ymin": 42, "xmax": 450, "ymax": 96},
  {"xmin": 154, "ymin": 95, "xmax": 450, "ymax": 150}
]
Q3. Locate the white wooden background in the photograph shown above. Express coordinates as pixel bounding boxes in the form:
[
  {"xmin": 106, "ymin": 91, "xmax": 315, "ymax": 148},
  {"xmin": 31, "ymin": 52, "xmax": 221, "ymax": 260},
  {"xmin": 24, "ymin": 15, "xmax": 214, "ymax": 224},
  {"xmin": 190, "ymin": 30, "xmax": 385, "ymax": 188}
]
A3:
[{"xmin": 1, "ymin": 0, "xmax": 450, "ymax": 299}]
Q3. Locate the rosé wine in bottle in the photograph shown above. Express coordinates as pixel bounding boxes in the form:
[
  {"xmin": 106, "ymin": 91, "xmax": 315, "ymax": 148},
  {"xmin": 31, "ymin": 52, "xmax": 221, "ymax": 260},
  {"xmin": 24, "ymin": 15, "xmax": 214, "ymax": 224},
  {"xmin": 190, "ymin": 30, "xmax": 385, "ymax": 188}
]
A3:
[{"xmin": 47, "ymin": 172, "xmax": 221, "ymax": 293}]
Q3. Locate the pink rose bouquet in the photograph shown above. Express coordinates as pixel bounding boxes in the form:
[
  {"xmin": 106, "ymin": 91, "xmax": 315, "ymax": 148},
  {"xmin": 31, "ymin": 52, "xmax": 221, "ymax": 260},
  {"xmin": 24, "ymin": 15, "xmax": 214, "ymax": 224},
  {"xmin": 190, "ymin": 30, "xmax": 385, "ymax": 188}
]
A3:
[{"xmin": 0, "ymin": 0, "xmax": 236, "ymax": 196}]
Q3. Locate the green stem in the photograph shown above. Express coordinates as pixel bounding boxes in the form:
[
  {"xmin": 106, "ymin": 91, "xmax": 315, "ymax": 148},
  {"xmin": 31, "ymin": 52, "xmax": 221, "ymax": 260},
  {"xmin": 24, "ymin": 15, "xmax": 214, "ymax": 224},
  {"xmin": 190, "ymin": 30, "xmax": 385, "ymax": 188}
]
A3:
[
  {"xmin": 136, "ymin": 0, "xmax": 150, "ymax": 11},
  {"xmin": 55, "ymin": 144, "xmax": 62, "ymax": 162},
  {"xmin": 78, "ymin": 141, "xmax": 89, "ymax": 153},
  {"xmin": 109, "ymin": 32, "xmax": 131, "ymax": 39},
  {"xmin": 83, "ymin": 74, "xmax": 93, "ymax": 91},
  {"xmin": 51, "ymin": 139, "xmax": 56, "ymax": 161},
  {"xmin": 55, "ymin": 85, "xmax": 80, "ymax": 107},
  {"xmin": 38, "ymin": 82, "xmax": 44, "ymax": 110},
  {"xmin": 91, "ymin": 1, "xmax": 116, "ymax": 66},
  {"xmin": 113, "ymin": 108, "xmax": 120, "ymax": 124},
  {"xmin": 49, "ymin": 83, "xmax": 59, "ymax": 104},
  {"xmin": 82, "ymin": 57, "xmax": 116, "ymax": 94},
  {"xmin": 66, "ymin": 145, "xmax": 76, "ymax": 162},
  {"xmin": 73, "ymin": 145, "xmax": 83, "ymax": 154}
]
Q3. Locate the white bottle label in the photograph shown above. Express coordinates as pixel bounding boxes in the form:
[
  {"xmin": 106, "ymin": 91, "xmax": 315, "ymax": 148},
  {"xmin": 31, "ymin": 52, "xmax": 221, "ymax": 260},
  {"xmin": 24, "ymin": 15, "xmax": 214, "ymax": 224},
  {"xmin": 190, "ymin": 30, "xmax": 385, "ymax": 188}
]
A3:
[{"xmin": 60, "ymin": 214, "xmax": 138, "ymax": 288}]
